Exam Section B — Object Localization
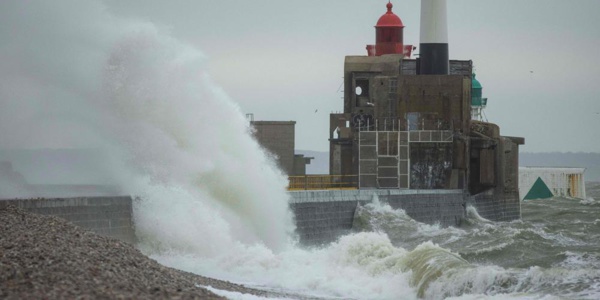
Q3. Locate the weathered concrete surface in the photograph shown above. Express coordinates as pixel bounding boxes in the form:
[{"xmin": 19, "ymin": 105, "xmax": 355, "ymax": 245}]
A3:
[
  {"xmin": 386, "ymin": 192, "xmax": 465, "ymax": 226},
  {"xmin": 250, "ymin": 121, "xmax": 296, "ymax": 175},
  {"xmin": 0, "ymin": 197, "xmax": 135, "ymax": 244},
  {"xmin": 289, "ymin": 189, "xmax": 465, "ymax": 246},
  {"xmin": 469, "ymin": 190, "xmax": 521, "ymax": 222},
  {"xmin": 0, "ymin": 191, "xmax": 518, "ymax": 248}
]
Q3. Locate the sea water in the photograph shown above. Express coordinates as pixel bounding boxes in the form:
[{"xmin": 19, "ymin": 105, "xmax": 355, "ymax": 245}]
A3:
[
  {"xmin": 147, "ymin": 186, "xmax": 600, "ymax": 300},
  {"xmin": 2, "ymin": 1, "xmax": 599, "ymax": 299},
  {"xmin": 351, "ymin": 187, "xmax": 600, "ymax": 299}
]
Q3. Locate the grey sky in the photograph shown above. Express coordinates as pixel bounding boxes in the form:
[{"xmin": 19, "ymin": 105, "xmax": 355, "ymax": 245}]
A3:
[{"xmin": 3, "ymin": 0, "xmax": 600, "ymax": 153}]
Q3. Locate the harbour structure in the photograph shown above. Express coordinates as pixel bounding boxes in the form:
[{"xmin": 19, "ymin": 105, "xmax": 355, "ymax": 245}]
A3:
[
  {"xmin": 470, "ymin": 74, "xmax": 488, "ymax": 121},
  {"xmin": 248, "ymin": 114, "xmax": 313, "ymax": 176},
  {"xmin": 519, "ymin": 167, "xmax": 587, "ymax": 200},
  {"xmin": 261, "ymin": 1, "xmax": 525, "ymax": 245},
  {"xmin": 327, "ymin": 0, "xmax": 524, "ymax": 218}
]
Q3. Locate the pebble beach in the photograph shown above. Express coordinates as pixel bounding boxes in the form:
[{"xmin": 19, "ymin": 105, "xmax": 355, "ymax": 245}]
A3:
[{"xmin": 0, "ymin": 204, "xmax": 274, "ymax": 299}]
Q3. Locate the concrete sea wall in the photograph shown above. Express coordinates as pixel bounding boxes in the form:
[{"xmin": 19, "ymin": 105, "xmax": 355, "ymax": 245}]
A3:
[
  {"xmin": 0, "ymin": 197, "xmax": 135, "ymax": 244},
  {"xmin": 469, "ymin": 190, "xmax": 521, "ymax": 222},
  {"xmin": 0, "ymin": 190, "xmax": 520, "ymax": 248},
  {"xmin": 289, "ymin": 189, "xmax": 466, "ymax": 245}
]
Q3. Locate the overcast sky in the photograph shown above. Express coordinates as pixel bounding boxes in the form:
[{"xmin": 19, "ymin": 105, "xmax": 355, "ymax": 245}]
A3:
[{"xmin": 3, "ymin": 0, "xmax": 600, "ymax": 153}]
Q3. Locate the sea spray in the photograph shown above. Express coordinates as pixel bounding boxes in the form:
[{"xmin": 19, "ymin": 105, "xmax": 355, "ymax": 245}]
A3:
[
  {"xmin": 403, "ymin": 242, "xmax": 470, "ymax": 298},
  {"xmin": 353, "ymin": 199, "xmax": 468, "ymax": 250},
  {"xmin": 151, "ymin": 232, "xmax": 423, "ymax": 299},
  {"xmin": 352, "ymin": 201, "xmax": 474, "ymax": 297},
  {"xmin": 149, "ymin": 201, "xmax": 490, "ymax": 299},
  {"xmin": 0, "ymin": 0, "xmax": 294, "ymax": 253},
  {"xmin": 465, "ymin": 205, "xmax": 492, "ymax": 224},
  {"xmin": 352, "ymin": 195, "xmax": 413, "ymax": 233},
  {"xmin": 100, "ymin": 28, "xmax": 295, "ymax": 252}
]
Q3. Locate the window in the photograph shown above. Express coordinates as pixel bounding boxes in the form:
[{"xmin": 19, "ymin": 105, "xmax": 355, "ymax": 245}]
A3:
[
  {"xmin": 389, "ymin": 79, "xmax": 397, "ymax": 94},
  {"xmin": 407, "ymin": 112, "xmax": 420, "ymax": 131}
]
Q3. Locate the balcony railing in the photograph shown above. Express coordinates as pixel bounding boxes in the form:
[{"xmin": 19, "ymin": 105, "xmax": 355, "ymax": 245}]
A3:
[
  {"xmin": 354, "ymin": 117, "xmax": 454, "ymax": 132},
  {"xmin": 288, "ymin": 175, "xmax": 358, "ymax": 190}
]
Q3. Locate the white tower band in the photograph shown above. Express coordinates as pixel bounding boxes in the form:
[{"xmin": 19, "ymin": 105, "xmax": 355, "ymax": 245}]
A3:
[{"xmin": 419, "ymin": 0, "xmax": 449, "ymax": 75}]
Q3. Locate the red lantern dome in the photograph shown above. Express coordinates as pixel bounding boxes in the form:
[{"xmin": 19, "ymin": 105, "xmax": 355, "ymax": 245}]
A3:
[
  {"xmin": 376, "ymin": 2, "xmax": 405, "ymax": 28},
  {"xmin": 366, "ymin": 2, "xmax": 413, "ymax": 57}
]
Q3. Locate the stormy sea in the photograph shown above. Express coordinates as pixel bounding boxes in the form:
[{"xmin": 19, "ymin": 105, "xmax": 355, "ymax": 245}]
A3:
[
  {"xmin": 144, "ymin": 183, "xmax": 600, "ymax": 300},
  {"xmin": 2, "ymin": 1, "xmax": 599, "ymax": 299},
  {"xmin": 346, "ymin": 184, "xmax": 600, "ymax": 299}
]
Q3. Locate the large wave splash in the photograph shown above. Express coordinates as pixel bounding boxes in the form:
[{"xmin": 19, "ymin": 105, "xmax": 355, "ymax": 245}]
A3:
[
  {"xmin": 101, "ymin": 27, "xmax": 295, "ymax": 254},
  {"xmin": 0, "ymin": 0, "xmax": 294, "ymax": 252}
]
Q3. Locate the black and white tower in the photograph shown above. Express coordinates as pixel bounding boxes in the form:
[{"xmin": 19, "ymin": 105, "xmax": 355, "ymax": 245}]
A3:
[{"xmin": 419, "ymin": 0, "xmax": 449, "ymax": 75}]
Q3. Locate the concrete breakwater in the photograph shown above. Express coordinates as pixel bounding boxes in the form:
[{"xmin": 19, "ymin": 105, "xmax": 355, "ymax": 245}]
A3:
[
  {"xmin": 2, "ymin": 190, "xmax": 521, "ymax": 247},
  {"xmin": 289, "ymin": 189, "xmax": 466, "ymax": 245},
  {"xmin": 0, "ymin": 197, "xmax": 135, "ymax": 244},
  {"xmin": 2, "ymin": 192, "xmax": 466, "ymax": 247}
]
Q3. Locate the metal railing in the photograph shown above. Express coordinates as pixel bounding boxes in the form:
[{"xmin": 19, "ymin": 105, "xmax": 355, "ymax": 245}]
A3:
[
  {"xmin": 355, "ymin": 117, "xmax": 455, "ymax": 132},
  {"xmin": 287, "ymin": 175, "xmax": 358, "ymax": 190}
]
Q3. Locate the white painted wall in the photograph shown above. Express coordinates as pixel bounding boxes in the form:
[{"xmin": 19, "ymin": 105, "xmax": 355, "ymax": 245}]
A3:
[{"xmin": 519, "ymin": 167, "xmax": 586, "ymax": 200}]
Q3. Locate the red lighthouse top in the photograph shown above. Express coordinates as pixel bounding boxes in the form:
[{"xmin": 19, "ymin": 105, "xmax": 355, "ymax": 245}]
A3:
[
  {"xmin": 376, "ymin": 2, "xmax": 405, "ymax": 28},
  {"xmin": 367, "ymin": 1, "xmax": 413, "ymax": 57}
]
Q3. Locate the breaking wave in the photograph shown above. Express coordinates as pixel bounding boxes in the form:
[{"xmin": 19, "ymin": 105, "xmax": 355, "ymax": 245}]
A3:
[{"xmin": 352, "ymin": 199, "xmax": 600, "ymax": 299}]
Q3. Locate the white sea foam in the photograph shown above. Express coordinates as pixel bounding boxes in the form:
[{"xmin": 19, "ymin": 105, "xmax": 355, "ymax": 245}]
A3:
[
  {"xmin": 580, "ymin": 197, "xmax": 598, "ymax": 205},
  {"xmin": 200, "ymin": 285, "xmax": 293, "ymax": 300},
  {"xmin": 465, "ymin": 205, "xmax": 492, "ymax": 224},
  {"xmin": 525, "ymin": 227, "xmax": 585, "ymax": 247},
  {"xmin": 152, "ymin": 232, "xmax": 419, "ymax": 299},
  {"xmin": 427, "ymin": 263, "xmax": 600, "ymax": 300},
  {"xmin": 557, "ymin": 251, "xmax": 600, "ymax": 270},
  {"xmin": 360, "ymin": 196, "xmax": 467, "ymax": 242},
  {"xmin": 446, "ymin": 293, "xmax": 560, "ymax": 300}
]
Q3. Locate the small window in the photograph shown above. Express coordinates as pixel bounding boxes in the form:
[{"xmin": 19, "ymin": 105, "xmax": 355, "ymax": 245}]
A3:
[
  {"xmin": 407, "ymin": 112, "xmax": 420, "ymax": 131},
  {"xmin": 355, "ymin": 78, "xmax": 370, "ymax": 107},
  {"xmin": 389, "ymin": 79, "xmax": 398, "ymax": 94}
]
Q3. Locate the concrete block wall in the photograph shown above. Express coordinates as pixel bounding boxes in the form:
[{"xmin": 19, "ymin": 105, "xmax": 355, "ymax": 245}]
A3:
[
  {"xmin": 291, "ymin": 200, "xmax": 366, "ymax": 247},
  {"xmin": 289, "ymin": 190, "xmax": 375, "ymax": 245},
  {"xmin": 0, "ymin": 197, "xmax": 135, "ymax": 244},
  {"xmin": 289, "ymin": 189, "xmax": 466, "ymax": 246},
  {"xmin": 251, "ymin": 121, "xmax": 295, "ymax": 175},
  {"xmin": 469, "ymin": 190, "xmax": 521, "ymax": 222},
  {"xmin": 385, "ymin": 193, "xmax": 465, "ymax": 227}
]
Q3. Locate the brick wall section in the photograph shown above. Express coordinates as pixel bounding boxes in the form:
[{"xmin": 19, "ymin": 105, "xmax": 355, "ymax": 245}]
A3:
[
  {"xmin": 289, "ymin": 190, "xmax": 466, "ymax": 246},
  {"xmin": 0, "ymin": 197, "xmax": 135, "ymax": 244}
]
